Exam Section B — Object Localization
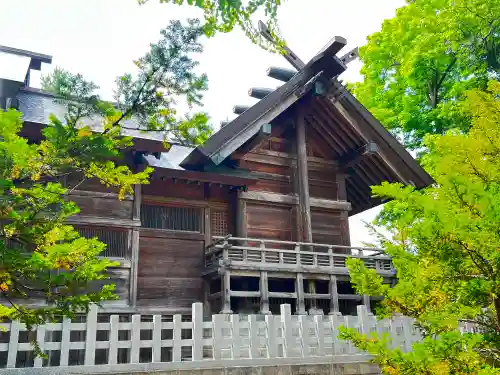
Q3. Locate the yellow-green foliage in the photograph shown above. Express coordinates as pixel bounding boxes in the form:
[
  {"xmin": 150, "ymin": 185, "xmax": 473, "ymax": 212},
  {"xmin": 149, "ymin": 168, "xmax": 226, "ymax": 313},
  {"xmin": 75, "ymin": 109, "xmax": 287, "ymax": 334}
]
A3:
[{"xmin": 342, "ymin": 81, "xmax": 500, "ymax": 374}]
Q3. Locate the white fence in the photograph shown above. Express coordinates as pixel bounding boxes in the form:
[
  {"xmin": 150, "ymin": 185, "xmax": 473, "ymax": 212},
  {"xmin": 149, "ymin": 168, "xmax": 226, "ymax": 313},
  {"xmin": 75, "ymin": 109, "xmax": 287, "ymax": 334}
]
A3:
[{"xmin": 0, "ymin": 303, "xmax": 422, "ymax": 371}]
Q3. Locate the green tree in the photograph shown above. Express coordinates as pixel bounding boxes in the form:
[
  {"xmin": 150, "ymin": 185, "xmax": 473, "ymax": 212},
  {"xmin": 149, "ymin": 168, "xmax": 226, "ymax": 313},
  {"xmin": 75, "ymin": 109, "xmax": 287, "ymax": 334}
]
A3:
[
  {"xmin": 352, "ymin": 0, "xmax": 500, "ymax": 149},
  {"xmin": 0, "ymin": 19, "xmax": 212, "ymax": 331},
  {"xmin": 340, "ymin": 81, "xmax": 500, "ymax": 374},
  {"xmin": 139, "ymin": 0, "xmax": 283, "ymax": 49}
]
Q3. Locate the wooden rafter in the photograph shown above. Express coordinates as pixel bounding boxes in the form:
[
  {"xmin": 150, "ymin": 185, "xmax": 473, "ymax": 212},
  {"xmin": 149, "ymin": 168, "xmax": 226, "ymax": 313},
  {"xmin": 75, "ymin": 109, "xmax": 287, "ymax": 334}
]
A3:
[
  {"xmin": 305, "ymin": 116, "xmax": 346, "ymax": 157},
  {"xmin": 310, "ymin": 102, "xmax": 359, "ymax": 152}
]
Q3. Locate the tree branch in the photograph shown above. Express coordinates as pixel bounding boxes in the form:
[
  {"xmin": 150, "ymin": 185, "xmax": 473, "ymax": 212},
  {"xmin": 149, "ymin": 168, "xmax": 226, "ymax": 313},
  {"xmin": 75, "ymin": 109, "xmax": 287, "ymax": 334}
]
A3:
[{"xmin": 437, "ymin": 56, "xmax": 457, "ymax": 89}]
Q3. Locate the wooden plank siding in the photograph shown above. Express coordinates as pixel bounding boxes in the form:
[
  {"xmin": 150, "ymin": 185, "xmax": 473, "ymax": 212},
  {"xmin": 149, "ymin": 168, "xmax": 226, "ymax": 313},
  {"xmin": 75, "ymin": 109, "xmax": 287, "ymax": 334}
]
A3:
[
  {"xmin": 311, "ymin": 209, "xmax": 349, "ymax": 248},
  {"xmin": 67, "ymin": 193, "xmax": 133, "ymax": 219},
  {"xmin": 233, "ymin": 119, "xmax": 350, "ymax": 246},
  {"xmin": 246, "ymin": 203, "xmax": 293, "ymax": 242},
  {"xmin": 134, "ymin": 184, "xmax": 233, "ymax": 311},
  {"xmin": 137, "ymin": 234, "xmax": 204, "ymax": 309}
]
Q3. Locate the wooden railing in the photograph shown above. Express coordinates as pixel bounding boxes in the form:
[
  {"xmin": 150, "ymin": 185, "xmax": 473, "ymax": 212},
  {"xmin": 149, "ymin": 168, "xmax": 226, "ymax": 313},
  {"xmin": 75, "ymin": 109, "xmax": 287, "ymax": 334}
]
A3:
[
  {"xmin": 0, "ymin": 303, "xmax": 425, "ymax": 373},
  {"xmin": 205, "ymin": 236, "xmax": 393, "ymax": 275}
]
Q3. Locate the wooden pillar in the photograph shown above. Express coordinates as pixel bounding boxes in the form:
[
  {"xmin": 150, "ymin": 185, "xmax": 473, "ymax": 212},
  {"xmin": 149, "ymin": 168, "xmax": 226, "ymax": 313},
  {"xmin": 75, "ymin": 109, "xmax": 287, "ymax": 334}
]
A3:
[
  {"xmin": 295, "ymin": 273, "xmax": 306, "ymax": 315},
  {"xmin": 204, "ymin": 207, "xmax": 212, "ymax": 245},
  {"xmin": 202, "ymin": 279, "xmax": 211, "ymax": 318},
  {"xmin": 130, "ymin": 184, "xmax": 141, "ymax": 307},
  {"xmin": 329, "ymin": 275, "xmax": 340, "ymax": 315},
  {"xmin": 221, "ymin": 270, "xmax": 232, "ymax": 314},
  {"xmin": 260, "ymin": 271, "xmax": 270, "ymax": 314},
  {"xmin": 236, "ymin": 191, "xmax": 248, "ymax": 239},
  {"xmin": 129, "ymin": 230, "xmax": 140, "ymax": 307},
  {"xmin": 132, "ymin": 184, "xmax": 142, "ymax": 221},
  {"xmin": 308, "ymin": 280, "xmax": 317, "ymax": 312},
  {"xmin": 296, "ymin": 111, "xmax": 312, "ymax": 243}
]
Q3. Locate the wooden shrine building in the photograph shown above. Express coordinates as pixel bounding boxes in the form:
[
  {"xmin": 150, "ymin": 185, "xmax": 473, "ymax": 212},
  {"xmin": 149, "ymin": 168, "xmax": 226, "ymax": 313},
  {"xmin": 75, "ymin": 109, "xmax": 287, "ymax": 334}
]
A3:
[{"xmin": 0, "ymin": 34, "xmax": 432, "ymax": 317}]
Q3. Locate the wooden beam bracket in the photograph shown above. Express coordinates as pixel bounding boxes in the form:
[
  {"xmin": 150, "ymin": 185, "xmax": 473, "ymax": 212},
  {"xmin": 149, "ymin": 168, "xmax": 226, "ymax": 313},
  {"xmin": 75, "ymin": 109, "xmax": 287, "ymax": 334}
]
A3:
[{"xmin": 340, "ymin": 142, "xmax": 379, "ymax": 172}]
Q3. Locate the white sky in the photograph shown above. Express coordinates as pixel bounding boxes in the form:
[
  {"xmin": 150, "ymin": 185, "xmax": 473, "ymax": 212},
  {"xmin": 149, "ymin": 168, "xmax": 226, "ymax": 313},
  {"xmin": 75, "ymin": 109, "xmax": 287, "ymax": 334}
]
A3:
[{"xmin": 0, "ymin": 0, "xmax": 406, "ymax": 246}]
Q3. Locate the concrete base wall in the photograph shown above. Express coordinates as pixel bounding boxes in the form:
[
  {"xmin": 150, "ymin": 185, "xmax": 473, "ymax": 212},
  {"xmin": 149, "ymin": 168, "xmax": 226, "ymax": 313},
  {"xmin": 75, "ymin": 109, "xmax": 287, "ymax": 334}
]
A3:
[
  {"xmin": 2, "ymin": 359, "xmax": 381, "ymax": 375},
  {"xmin": 109, "ymin": 363, "xmax": 381, "ymax": 375}
]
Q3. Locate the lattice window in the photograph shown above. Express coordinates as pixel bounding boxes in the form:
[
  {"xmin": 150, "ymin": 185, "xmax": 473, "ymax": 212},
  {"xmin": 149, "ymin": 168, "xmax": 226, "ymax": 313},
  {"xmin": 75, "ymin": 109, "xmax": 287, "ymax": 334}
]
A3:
[
  {"xmin": 211, "ymin": 210, "xmax": 229, "ymax": 236},
  {"xmin": 141, "ymin": 204, "xmax": 202, "ymax": 232},
  {"xmin": 75, "ymin": 227, "xmax": 129, "ymax": 259}
]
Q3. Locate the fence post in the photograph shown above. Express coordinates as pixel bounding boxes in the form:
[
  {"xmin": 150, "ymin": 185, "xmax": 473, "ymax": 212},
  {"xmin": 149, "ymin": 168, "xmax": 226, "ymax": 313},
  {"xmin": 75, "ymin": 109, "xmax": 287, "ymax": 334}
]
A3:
[
  {"xmin": 402, "ymin": 317, "xmax": 414, "ymax": 352},
  {"xmin": 173, "ymin": 315, "xmax": 182, "ymax": 362},
  {"xmin": 192, "ymin": 302, "xmax": 203, "ymax": 361},
  {"xmin": 59, "ymin": 317, "xmax": 71, "ymax": 366},
  {"xmin": 357, "ymin": 305, "xmax": 370, "ymax": 335},
  {"xmin": 212, "ymin": 314, "xmax": 224, "ymax": 360},
  {"xmin": 329, "ymin": 314, "xmax": 345, "ymax": 355},
  {"xmin": 130, "ymin": 314, "xmax": 141, "ymax": 363},
  {"xmin": 7, "ymin": 320, "xmax": 20, "ymax": 368},
  {"xmin": 108, "ymin": 315, "xmax": 119, "ymax": 365},
  {"xmin": 280, "ymin": 304, "xmax": 293, "ymax": 357},
  {"xmin": 314, "ymin": 315, "xmax": 325, "ymax": 356},
  {"xmin": 298, "ymin": 315, "xmax": 308, "ymax": 357},
  {"xmin": 248, "ymin": 315, "xmax": 260, "ymax": 359},
  {"xmin": 265, "ymin": 315, "xmax": 277, "ymax": 358},
  {"xmin": 34, "ymin": 325, "xmax": 46, "ymax": 367},
  {"xmin": 152, "ymin": 315, "xmax": 162, "ymax": 362},
  {"xmin": 84, "ymin": 304, "xmax": 98, "ymax": 365},
  {"xmin": 231, "ymin": 314, "xmax": 240, "ymax": 359}
]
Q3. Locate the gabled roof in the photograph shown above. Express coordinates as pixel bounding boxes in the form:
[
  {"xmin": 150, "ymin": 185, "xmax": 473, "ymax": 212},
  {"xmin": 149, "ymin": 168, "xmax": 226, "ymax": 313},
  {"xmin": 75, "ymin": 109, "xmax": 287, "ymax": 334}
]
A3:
[
  {"xmin": 181, "ymin": 36, "xmax": 348, "ymax": 170},
  {"xmin": 180, "ymin": 69, "xmax": 433, "ymax": 215}
]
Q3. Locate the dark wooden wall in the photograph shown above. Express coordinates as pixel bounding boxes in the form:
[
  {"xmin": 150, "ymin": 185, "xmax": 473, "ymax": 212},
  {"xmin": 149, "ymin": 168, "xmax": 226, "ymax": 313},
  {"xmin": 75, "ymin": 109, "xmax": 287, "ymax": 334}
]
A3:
[
  {"xmin": 233, "ymin": 118, "xmax": 350, "ymax": 245},
  {"xmin": 137, "ymin": 230, "xmax": 204, "ymax": 309},
  {"xmin": 135, "ymin": 181, "xmax": 234, "ymax": 311}
]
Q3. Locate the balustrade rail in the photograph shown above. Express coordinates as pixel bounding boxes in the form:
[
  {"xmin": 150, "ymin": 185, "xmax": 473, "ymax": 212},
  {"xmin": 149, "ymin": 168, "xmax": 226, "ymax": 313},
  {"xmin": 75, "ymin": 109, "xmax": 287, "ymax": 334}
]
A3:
[
  {"xmin": 205, "ymin": 236, "xmax": 393, "ymax": 274},
  {"xmin": 0, "ymin": 303, "xmax": 424, "ymax": 372}
]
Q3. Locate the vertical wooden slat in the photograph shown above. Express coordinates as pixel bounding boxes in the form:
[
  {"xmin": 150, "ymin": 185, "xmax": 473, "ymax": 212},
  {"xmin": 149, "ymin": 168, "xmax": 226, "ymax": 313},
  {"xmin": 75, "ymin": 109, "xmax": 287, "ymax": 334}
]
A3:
[
  {"xmin": 230, "ymin": 315, "xmax": 240, "ymax": 359},
  {"xmin": 402, "ymin": 316, "xmax": 414, "ymax": 352},
  {"xmin": 152, "ymin": 315, "xmax": 162, "ymax": 363},
  {"xmin": 7, "ymin": 320, "xmax": 20, "ymax": 368},
  {"xmin": 357, "ymin": 305, "xmax": 370, "ymax": 335},
  {"xmin": 192, "ymin": 302, "xmax": 203, "ymax": 361},
  {"xmin": 248, "ymin": 315, "xmax": 260, "ymax": 359},
  {"xmin": 84, "ymin": 304, "xmax": 98, "ymax": 365},
  {"xmin": 108, "ymin": 315, "xmax": 119, "ymax": 365},
  {"xmin": 34, "ymin": 325, "xmax": 46, "ymax": 367},
  {"xmin": 330, "ymin": 314, "xmax": 345, "ymax": 355},
  {"xmin": 130, "ymin": 315, "xmax": 141, "ymax": 363},
  {"xmin": 212, "ymin": 315, "xmax": 224, "ymax": 360},
  {"xmin": 59, "ymin": 317, "xmax": 71, "ymax": 367},
  {"xmin": 363, "ymin": 295, "xmax": 371, "ymax": 313},
  {"xmin": 173, "ymin": 315, "xmax": 182, "ymax": 362},
  {"xmin": 299, "ymin": 315, "xmax": 308, "ymax": 357},
  {"xmin": 280, "ymin": 304, "xmax": 293, "ymax": 357},
  {"xmin": 265, "ymin": 315, "xmax": 277, "ymax": 358},
  {"xmin": 314, "ymin": 315, "xmax": 325, "ymax": 356}
]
